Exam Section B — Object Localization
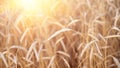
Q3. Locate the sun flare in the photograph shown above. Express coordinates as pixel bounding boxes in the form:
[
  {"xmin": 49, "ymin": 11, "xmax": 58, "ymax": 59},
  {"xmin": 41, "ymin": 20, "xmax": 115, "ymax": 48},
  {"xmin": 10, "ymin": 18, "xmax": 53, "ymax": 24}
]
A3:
[{"xmin": 17, "ymin": 0, "xmax": 38, "ymax": 11}]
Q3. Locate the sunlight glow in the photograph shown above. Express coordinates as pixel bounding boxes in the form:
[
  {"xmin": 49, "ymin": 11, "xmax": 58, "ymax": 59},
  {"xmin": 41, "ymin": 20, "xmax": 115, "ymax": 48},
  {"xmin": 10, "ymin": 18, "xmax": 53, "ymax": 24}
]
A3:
[
  {"xmin": 17, "ymin": 0, "xmax": 38, "ymax": 11},
  {"xmin": 14, "ymin": 0, "xmax": 68, "ymax": 16}
]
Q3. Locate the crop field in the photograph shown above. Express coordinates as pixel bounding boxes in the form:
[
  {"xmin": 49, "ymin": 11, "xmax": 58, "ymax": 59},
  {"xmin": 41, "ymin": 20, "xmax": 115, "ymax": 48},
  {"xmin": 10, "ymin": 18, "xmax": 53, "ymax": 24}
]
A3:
[{"xmin": 0, "ymin": 0, "xmax": 120, "ymax": 68}]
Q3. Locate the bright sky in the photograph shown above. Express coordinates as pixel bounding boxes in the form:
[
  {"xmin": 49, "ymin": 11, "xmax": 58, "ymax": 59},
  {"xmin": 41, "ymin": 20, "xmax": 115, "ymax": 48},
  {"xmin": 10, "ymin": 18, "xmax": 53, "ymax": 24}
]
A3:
[{"xmin": 17, "ymin": 0, "xmax": 38, "ymax": 11}]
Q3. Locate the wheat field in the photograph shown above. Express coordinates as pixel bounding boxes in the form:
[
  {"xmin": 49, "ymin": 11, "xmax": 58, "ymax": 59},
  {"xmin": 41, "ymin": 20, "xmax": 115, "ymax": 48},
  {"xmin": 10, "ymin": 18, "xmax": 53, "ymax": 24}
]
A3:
[{"xmin": 0, "ymin": 0, "xmax": 120, "ymax": 68}]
